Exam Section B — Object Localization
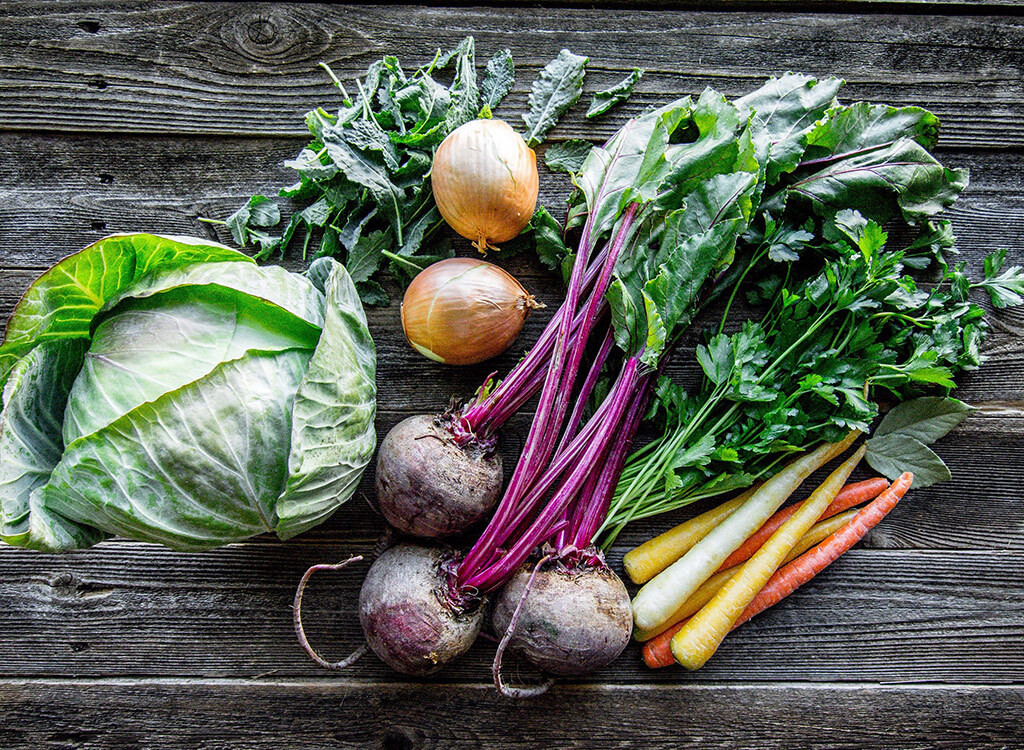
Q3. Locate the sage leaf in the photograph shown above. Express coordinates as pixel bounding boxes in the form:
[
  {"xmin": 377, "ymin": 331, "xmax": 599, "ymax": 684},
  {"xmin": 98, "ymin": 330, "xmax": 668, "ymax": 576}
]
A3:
[
  {"xmin": 873, "ymin": 396, "xmax": 973, "ymax": 445},
  {"xmin": 865, "ymin": 433, "xmax": 951, "ymax": 488}
]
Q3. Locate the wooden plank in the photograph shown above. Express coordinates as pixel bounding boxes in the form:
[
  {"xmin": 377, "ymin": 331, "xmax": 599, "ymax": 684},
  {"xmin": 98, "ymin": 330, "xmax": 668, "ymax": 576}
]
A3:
[
  {"xmin": 1, "ymin": 4, "xmax": 1023, "ymax": 147},
  {"xmin": 2, "ymin": 135, "xmax": 1023, "ymax": 277},
  {"xmin": 2, "ymin": 679, "xmax": 1022, "ymax": 749},
  {"xmin": 516, "ymin": 0, "xmax": 1024, "ymax": 7},
  {"xmin": 0, "ymin": 538, "xmax": 1022, "ymax": 682}
]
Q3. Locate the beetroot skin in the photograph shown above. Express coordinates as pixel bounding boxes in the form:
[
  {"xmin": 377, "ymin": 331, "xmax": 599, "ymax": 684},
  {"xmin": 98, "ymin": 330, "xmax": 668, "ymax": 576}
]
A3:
[
  {"xmin": 492, "ymin": 561, "xmax": 633, "ymax": 676},
  {"xmin": 375, "ymin": 414, "xmax": 503, "ymax": 537},
  {"xmin": 359, "ymin": 543, "xmax": 483, "ymax": 675}
]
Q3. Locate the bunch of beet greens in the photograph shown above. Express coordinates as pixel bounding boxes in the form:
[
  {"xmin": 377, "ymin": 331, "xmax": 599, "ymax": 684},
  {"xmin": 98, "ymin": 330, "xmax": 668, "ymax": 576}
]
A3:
[{"xmin": 356, "ymin": 73, "xmax": 1020, "ymax": 689}]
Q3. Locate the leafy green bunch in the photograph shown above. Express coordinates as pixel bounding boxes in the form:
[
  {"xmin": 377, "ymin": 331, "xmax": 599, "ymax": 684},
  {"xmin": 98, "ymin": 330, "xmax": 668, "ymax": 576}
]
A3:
[
  {"xmin": 218, "ymin": 38, "xmax": 505, "ymax": 304},
  {"xmin": 216, "ymin": 39, "xmax": 605, "ymax": 305},
  {"xmin": 600, "ymin": 213, "xmax": 1020, "ymax": 541},
  {"xmin": 587, "ymin": 73, "xmax": 1024, "ymax": 544}
]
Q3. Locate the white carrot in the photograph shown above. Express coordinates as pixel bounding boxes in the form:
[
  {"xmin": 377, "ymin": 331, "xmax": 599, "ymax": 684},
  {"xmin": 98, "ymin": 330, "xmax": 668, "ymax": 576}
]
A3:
[
  {"xmin": 622, "ymin": 486, "xmax": 757, "ymax": 584},
  {"xmin": 670, "ymin": 445, "xmax": 866, "ymax": 669},
  {"xmin": 630, "ymin": 432, "xmax": 857, "ymax": 633}
]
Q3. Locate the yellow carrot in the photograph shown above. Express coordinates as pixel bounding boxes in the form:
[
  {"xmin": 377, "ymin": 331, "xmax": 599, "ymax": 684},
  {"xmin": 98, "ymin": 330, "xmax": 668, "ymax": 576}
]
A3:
[
  {"xmin": 622, "ymin": 486, "xmax": 757, "ymax": 584},
  {"xmin": 631, "ymin": 433, "xmax": 858, "ymax": 634},
  {"xmin": 634, "ymin": 507, "xmax": 859, "ymax": 643},
  {"xmin": 625, "ymin": 431, "xmax": 861, "ymax": 586},
  {"xmin": 669, "ymin": 445, "xmax": 866, "ymax": 670}
]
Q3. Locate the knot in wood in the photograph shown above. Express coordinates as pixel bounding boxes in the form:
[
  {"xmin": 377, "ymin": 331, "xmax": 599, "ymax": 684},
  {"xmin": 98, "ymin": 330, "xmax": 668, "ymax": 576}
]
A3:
[
  {"xmin": 246, "ymin": 14, "xmax": 277, "ymax": 46},
  {"xmin": 218, "ymin": 7, "xmax": 323, "ymax": 69}
]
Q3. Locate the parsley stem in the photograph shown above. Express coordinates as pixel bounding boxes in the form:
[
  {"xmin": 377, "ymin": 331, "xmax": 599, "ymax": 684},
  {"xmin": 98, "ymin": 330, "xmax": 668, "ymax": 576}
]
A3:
[{"xmin": 717, "ymin": 245, "xmax": 767, "ymax": 336}]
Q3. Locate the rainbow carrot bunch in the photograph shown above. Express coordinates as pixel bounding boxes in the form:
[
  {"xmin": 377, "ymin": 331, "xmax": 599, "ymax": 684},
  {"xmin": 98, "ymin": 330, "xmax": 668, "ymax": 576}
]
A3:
[{"xmin": 626, "ymin": 440, "xmax": 913, "ymax": 670}]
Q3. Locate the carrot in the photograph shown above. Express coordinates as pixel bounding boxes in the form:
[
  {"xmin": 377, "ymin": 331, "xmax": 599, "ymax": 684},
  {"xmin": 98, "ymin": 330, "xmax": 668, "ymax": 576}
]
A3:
[
  {"xmin": 631, "ymin": 432, "xmax": 858, "ymax": 633},
  {"xmin": 733, "ymin": 471, "xmax": 913, "ymax": 628},
  {"xmin": 622, "ymin": 486, "xmax": 757, "ymax": 584},
  {"xmin": 636, "ymin": 507, "xmax": 860, "ymax": 646},
  {"xmin": 716, "ymin": 477, "xmax": 889, "ymax": 572},
  {"xmin": 669, "ymin": 445, "xmax": 866, "ymax": 670},
  {"xmin": 642, "ymin": 472, "xmax": 912, "ymax": 669}
]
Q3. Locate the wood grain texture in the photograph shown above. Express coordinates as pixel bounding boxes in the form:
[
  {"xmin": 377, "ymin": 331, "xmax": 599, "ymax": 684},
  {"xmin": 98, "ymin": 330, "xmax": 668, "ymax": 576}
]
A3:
[
  {"xmin": 2, "ymin": 679, "xmax": 1023, "ymax": 750},
  {"xmin": 1, "ymin": 4, "xmax": 1023, "ymax": 147},
  {"xmin": 1, "ymin": 542, "xmax": 1022, "ymax": 683},
  {"xmin": 2, "ymin": 135, "xmax": 1024, "ymax": 276},
  {"xmin": 1, "ymin": 4, "xmax": 1023, "ymax": 748}
]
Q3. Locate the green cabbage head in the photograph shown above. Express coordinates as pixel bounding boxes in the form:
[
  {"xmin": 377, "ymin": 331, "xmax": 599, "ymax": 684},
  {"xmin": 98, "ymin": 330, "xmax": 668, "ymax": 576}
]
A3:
[{"xmin": 0, "ymin": 234, "xmax": 376, "ymax": 551}]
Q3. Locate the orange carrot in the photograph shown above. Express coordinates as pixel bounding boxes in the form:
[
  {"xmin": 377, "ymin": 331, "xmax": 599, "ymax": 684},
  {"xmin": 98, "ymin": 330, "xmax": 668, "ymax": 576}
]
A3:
[
  {"xmin": 643, "ymin": 617, "xmax": 689, "ymax": 667},
  {"xmin": 641, "ymin": 471, "xmax": 912, "ymax": 668},
  {"xmin": 716, "ymin": 477, "xmax": 889, "ymax": 572},
  {"xmin": 670, "ymin": 447, "xmax": 866, "ymax": 670},
  {"xmin": 733, "ymin": 471, "xmax": 913, "ymax": 628},
  {"xmin": 635, "ymin": 508, "xmax": 858, "ymax": 644}
]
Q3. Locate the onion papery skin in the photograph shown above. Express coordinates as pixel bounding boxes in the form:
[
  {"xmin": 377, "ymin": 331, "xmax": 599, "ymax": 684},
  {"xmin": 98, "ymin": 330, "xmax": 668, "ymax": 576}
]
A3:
[
  {"xmin": 400, "ymin": 257, "xmax": 539, "ymax": 366},
  {"xmin": 432, "ymin": 119, "xmax": 539, "ymax": 252}
]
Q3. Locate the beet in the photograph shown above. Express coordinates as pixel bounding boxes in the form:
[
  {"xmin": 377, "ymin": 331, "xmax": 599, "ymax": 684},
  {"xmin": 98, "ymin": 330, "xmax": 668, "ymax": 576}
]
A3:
[
  {"xmin": 491, "ymin": 560, "xmax": 633, "ymax": 677},
  {"xmin": 375, "ymin": 414, "xmax": 503, "ymax": 537},
  {"xmin": 359, "ymin": 543, "xmax": 483, "ymax": 675}
]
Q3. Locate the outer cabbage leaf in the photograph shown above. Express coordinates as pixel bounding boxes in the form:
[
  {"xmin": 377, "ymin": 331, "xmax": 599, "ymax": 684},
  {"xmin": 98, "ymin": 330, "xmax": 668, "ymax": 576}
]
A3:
[
  {"xmin": 99, "ymin": 260, "xmax": 326, "ymax": 331},
  {"xmin": 276, "ymin": 259, "xmax": 377, "ymax": 538},
  {"xmin": 0, "ymin": 340, "xmax": 105, "ymax": 549},
  {"xmin": 42, "ymin": 349, "xmax": 311, "ymax": 551},
  {"xmin": 0, "ymin": 234, "xmax": 251, "ymax": 388}
]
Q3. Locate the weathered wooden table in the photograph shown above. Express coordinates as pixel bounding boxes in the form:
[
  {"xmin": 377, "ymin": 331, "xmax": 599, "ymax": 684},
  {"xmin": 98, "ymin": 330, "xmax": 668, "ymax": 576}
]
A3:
[{"xmin": 2, "ymin": 2, "xmax": 1023, "ymax": 748}]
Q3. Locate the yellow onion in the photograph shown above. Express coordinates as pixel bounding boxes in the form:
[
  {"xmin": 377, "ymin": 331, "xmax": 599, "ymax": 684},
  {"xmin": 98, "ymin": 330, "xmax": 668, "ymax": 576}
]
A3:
[
  {"xmin": 401, "ymin": 258, "xmax": 541, "ymax": 365},
  {"xmin": 432, "ymin": 119, "xmax": 539, "ymax": 253}
]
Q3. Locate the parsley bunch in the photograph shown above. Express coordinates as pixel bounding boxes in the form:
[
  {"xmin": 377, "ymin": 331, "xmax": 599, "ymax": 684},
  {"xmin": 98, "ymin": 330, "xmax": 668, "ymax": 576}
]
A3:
[{"xmin": 600, "ymin": 211, "xmax": 1021, "ymax": 541}]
